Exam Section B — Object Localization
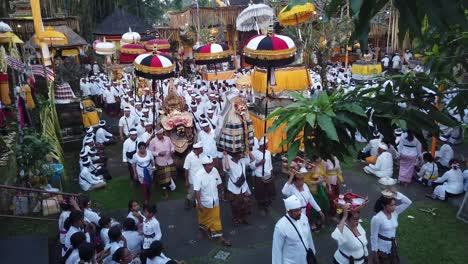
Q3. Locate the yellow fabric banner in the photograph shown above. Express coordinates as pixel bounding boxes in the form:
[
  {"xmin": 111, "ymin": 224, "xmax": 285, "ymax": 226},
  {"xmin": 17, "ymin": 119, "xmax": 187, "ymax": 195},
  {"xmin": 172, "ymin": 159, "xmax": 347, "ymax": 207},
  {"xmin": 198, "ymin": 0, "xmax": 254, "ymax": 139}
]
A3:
[
  {"xmin": 250, "ymin": 112, "xmax": 287, "ymax": 154},
  {"xmin": 251, "ymin": 66, "xmax": 311, "ymax": 94},
  {"xmin": 351, "ymin": 63, "xmax": 382, "ymax": 75},
  {"xmin": 202, "ymin": 70, "xmax": 235, "ymax": 81}
]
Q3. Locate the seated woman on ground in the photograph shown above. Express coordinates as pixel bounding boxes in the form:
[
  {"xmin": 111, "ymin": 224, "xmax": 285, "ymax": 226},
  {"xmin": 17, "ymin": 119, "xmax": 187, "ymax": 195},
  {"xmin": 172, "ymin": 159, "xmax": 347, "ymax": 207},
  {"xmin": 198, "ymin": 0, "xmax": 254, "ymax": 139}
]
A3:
[
  {"xmin": 416, "ymin": 152, "xmax": 438, "ymax": 186},
  {"xmin": 427, "ymin": 159, "xmax": 465, "ymax": 200}
]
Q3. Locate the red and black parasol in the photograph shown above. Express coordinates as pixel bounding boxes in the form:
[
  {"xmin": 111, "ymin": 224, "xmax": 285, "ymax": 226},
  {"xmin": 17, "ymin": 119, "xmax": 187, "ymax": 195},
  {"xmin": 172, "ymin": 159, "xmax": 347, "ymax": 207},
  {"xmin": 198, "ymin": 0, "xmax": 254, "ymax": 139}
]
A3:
[
  {"xmin": 120, "ymin": 43, "xmax": 146, "ymax": 64},
  {"xmin": 133, "ymin": 51, "xmax": 175, "ymax": 80},
  {"xmin": 243, "ymin": 33, "xmax": 296, "ymax": 68},
  {"xmin": 194, "ymin": 42, "xmax": 232, "ymax": 65},
  {"xmin": 145, "ymin": 39, "xmax": 171, "ymax": 52}
]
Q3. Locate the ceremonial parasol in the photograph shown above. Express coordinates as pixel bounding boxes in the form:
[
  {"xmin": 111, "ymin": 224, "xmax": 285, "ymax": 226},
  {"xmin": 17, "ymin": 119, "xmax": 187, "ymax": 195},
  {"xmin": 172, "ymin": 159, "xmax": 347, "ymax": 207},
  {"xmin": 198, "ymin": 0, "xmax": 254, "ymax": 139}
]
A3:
[
  {"xmin": 120, "ymin": 43, "xmax": 146, "ymax": 64},
  {"xmin": 36, "ymin": 26, "xmax": 67, "ymax": 45},
  {"xmin": 0, "ymin": 21, "xmax": 12, "ymax": 32},
  {"xmin": 145, "ymin": 39, "xmax": 171, "ymax": 52},
  {"xmin": 194, "ymin": 28, "xmax": 232, "ymax": 110},
  {"xmin": 236, "ymin": 1, "xmax": 275, "ymax": 34},
  {"xmin": 243, "ymin": 25, "xmax": 296, "ymax": 175},
  {"xmin": 121, "ymin": 27, "xmax": 141, "ymax": 45},
  {"xmin": 278, "ymin": 0, "xmax": 315, "ymax": 40},
  {"xmin": 133, "ymin": 50, "xmax": 175, "ymax": 126},
  {"xmin": 0, "ymin": 32, "xmax": 24, "ymax": 44},
  {"xmin": 95, "ymin": 38, "xmax": 116, "ymax": 68}
]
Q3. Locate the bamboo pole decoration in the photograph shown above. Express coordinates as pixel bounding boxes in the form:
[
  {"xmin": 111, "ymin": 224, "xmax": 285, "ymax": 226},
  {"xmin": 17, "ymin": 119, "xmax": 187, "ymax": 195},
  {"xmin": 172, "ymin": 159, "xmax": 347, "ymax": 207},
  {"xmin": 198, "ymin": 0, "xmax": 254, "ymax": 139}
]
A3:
[
  {"xmin": 344, "ymin": 0, "xmax": 350, "ymax": 69},
  {"xmin": 431, "ymin": 84, "xmax": 444, "ymax": 157}
]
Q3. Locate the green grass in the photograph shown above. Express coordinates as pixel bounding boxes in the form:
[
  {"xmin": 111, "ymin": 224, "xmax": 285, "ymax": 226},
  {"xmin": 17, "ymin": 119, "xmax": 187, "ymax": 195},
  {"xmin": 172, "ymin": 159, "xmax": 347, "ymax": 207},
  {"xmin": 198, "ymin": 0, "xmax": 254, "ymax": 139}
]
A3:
[
  {"xmin": 397, "ymin": 201, "xmax": 468, "ymax": 264},
  {"xmin": 64, "ymin": 175, "xmax": 187, "ymax": 212}
]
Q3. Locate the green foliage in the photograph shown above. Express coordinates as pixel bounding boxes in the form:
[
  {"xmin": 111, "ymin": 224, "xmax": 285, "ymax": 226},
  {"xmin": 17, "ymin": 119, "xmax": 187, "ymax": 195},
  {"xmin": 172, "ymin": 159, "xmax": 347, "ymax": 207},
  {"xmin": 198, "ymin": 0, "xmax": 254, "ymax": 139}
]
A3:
[
  {"xmin": 16, "ymin": 129, "xmax": 53, "ymax": 181},
  {"xmin": 268, "ymin": 72, "xmax": 462, "ymax": 163},
  {"xmin": 326, "ymin": 0, "xmax": 467, "ymax": 57},
  {"xmin": 55, "ymin": 57, "xmax": 88, "ymax": 95}
]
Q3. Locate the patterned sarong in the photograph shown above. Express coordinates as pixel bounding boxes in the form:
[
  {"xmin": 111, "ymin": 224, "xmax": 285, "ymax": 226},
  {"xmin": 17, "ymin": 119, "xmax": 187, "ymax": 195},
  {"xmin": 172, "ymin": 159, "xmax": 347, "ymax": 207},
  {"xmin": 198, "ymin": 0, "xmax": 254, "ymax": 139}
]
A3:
[{"xmin": 156, "ymin": 164, "xmax": 176, "ymax": 187}]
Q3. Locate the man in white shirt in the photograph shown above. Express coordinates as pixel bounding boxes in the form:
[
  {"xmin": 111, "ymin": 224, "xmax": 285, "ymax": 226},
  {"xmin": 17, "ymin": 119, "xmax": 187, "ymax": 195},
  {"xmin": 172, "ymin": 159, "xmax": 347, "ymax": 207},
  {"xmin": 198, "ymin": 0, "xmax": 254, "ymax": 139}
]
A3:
[
  {"xmin": 250, "ymin": 137, "xmax": 275, "ymax": 215},
  {"xmin": 80, "ymin": 78, "xmax": 91, "ymax": 97},
  {"xmin": 223, "ymin": 151, "xmax": 255, "ymax": 225},
  {"xmin": 183, "ymin": 142, "xmax": 205, "ymax": 210},
  {"xmin": 193, "ymin": 155, "xmax": 231, "ymax": 246},
  {"xmin": 95, "ymin": 120, "xmax": 115, "ymax": 145},
  {"xmin": 198, "ymin": 120, "xmax": 218, "ymax": 160},
  {"xmin": 391, "ymin": 53, "xmax": 401, "ymax": 73},
  {"xmin": 122, "ymin": 129, "xmax": 139, "ymax": 182},
  {"xmin": 138, "ymin": 122, "xmax": 153, "ymax": 145},
  {"xmin": 119, "ymin": 107, "xmax": 137, "ymax": 140},
  {"xmin": 435, "ymin": 136, "xmax": 454, "ymax": 169},
  {"xmin": 272, "ymin": 195, "xmax": 315, "ymax": 264},
  {"xmin": 136, "ymin": 117, "xmax": 147, "ymax": 138},
  {"xmin": 364, "ymin": 143, "xmax": 394, "ymax": 178},
  {"xmin": 103, "ymin": 84, "xmax": 119, "ymax": 117}
]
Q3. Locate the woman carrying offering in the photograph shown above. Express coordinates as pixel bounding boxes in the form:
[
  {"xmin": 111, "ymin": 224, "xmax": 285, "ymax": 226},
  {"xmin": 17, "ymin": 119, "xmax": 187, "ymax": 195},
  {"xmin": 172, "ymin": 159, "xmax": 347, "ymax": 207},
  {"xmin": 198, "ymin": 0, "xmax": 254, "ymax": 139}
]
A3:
[
  {"xmin": 282, "ymin": 170, "xmax": 324, "ymax": 231},
  {"xmin": 370, "ymin": 188, "xmax": 412, "ymax": 264},
  {"xmin": 305, "ymin": 155, "xmax": 330, "ymax": 228},
  {"xmin": 332, "ymin": 204, "xmax": 368, "ymax": 264}
]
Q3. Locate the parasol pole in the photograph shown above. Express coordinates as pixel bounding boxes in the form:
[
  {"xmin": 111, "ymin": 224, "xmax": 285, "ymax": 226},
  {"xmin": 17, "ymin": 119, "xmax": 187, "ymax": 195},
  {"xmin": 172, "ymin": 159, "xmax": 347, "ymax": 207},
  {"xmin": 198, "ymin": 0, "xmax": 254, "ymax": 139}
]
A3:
[
  {"xmin": 152, "ymin": 78, "xmax": 156, "ymax": 129},
  {"xmin": 261, "ymin": 66, "xmax": 270, "ymax": 176},
  {"xmin": 296, "ymin": 15, "xmax": 302, "ymax": 41}
]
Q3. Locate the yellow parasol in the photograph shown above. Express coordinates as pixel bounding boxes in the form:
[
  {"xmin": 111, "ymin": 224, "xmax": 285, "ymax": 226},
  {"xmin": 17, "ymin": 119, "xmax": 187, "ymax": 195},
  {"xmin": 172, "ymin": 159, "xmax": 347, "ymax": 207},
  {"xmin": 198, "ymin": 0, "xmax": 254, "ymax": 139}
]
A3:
[
  {"xmin": 0, "ymin": 32, "xmax": 24, "ymax": 44},
  {"xmin": 278, "ymin": 0, "xmax": 315, "ymax": 26},
  {"xmin": 35, "ymin": 26, "xmax": 67, "ymax": 46}
]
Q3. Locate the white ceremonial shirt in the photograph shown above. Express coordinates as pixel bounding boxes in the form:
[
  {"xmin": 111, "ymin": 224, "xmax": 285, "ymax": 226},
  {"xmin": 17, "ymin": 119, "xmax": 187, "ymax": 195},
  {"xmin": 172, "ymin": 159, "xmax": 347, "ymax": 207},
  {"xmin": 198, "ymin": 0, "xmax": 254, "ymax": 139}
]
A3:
[
  {"xmin": 122, "ymin": 138, "xmax": 138, "ymax": 163},
  {"xmin": 392, "ymin": 56, "xmax": 401, "ymax": 69},
  {"xmin": 435, "ymin": 144, "xmax": 454, "ymax": 168},
  {"xmin": 332, "ymin": 224, "xmax": 368, "ymax": 264},
  {"xmin": 79, "ymin": 167, "xmax": 103, "ymax": 191},
  {"xmin": 251, "ymin": 149, "xmax": 273, "ymax": 177},
  {"xmin": 84, "ymin": 208, "xmax": 101, "ymax": 226},
  {"xmin": 224, "ymin": 156, "xmax": 252, "ymax": 194},
  {"xmin": 398, "ymin": 135, "xmax": 422, "ymax": 157},
  {"xmin": 370, "ymin": 192, "xmax": 411, "ymax": 254},
  {"xmin": 434, "ymin": 169, "xmax": 464, "ymax": 195},
  {"xmin": 272, "ymin": 214, "xmax": 315, "ymax": 264},
  {"xmin": 64, "ymin": 226, "xmax": 90, "ymax": 254},
  {"xmin": 142, "ymin": 217, "xmax": 162, "ymax": 249},
  {"xmin": 193, "ymin": 167, "xmax": 222, "ymax": 208},
  {"xmin": 368, "ymin": 152, "xmax": 393, "ymax": 176},
  {"xmin": 100, "ymin": 227, "xmax": 109, "ymax": 247},
  {"xmin": 80, "ymin": 82, "xmax": 91, "ymax": 97},
  {"xmin": 65, "ymin": 249, "xmax": 80, "ymax": 264},
  {"xmin": 183, "ymin": 151, "xmax": 205, "ymax": 184},
  {"xmin": 282, "ymin": 183, "xmax": 321, "ymax": 215},
  {"xmin": 198, "ymin": 129, "xmax": 218, "ymax": 158},
  {"xmin": 122, "ymin": 230, "xmax": 143, "ymax": 254},
  {"xmin": 102, "ymin": 88, "xmax": 117, "ymax": 104},
  {"xmin": 96, "ymin": 127, "xmax": 113, "ymax": 144},
  {"xmin": 362, "ymin": 138, "xmax": 381, "ymax": 157},
  {"xmin": 138, "ymin": 131, "xmax": 152, "ymax": 145},
  {"xmin": 417, "ymin": 162, "xmax": 438, "ymax": 179},
  {"xmin": 119, "ymin": 115, "xmax": 137, "ymax": 137}
]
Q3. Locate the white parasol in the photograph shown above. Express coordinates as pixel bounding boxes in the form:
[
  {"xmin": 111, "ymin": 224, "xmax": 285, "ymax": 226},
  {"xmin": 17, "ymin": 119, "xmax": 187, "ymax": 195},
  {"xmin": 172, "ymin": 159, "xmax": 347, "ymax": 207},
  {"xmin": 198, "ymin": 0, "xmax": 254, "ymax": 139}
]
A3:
[
  {"xmin": 0, "ymin": 21, "xmax": 13, "ymax": 32},
  {"xmin": 236, "ymin": 2, "xmax": 274, "ymax": 34}
]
